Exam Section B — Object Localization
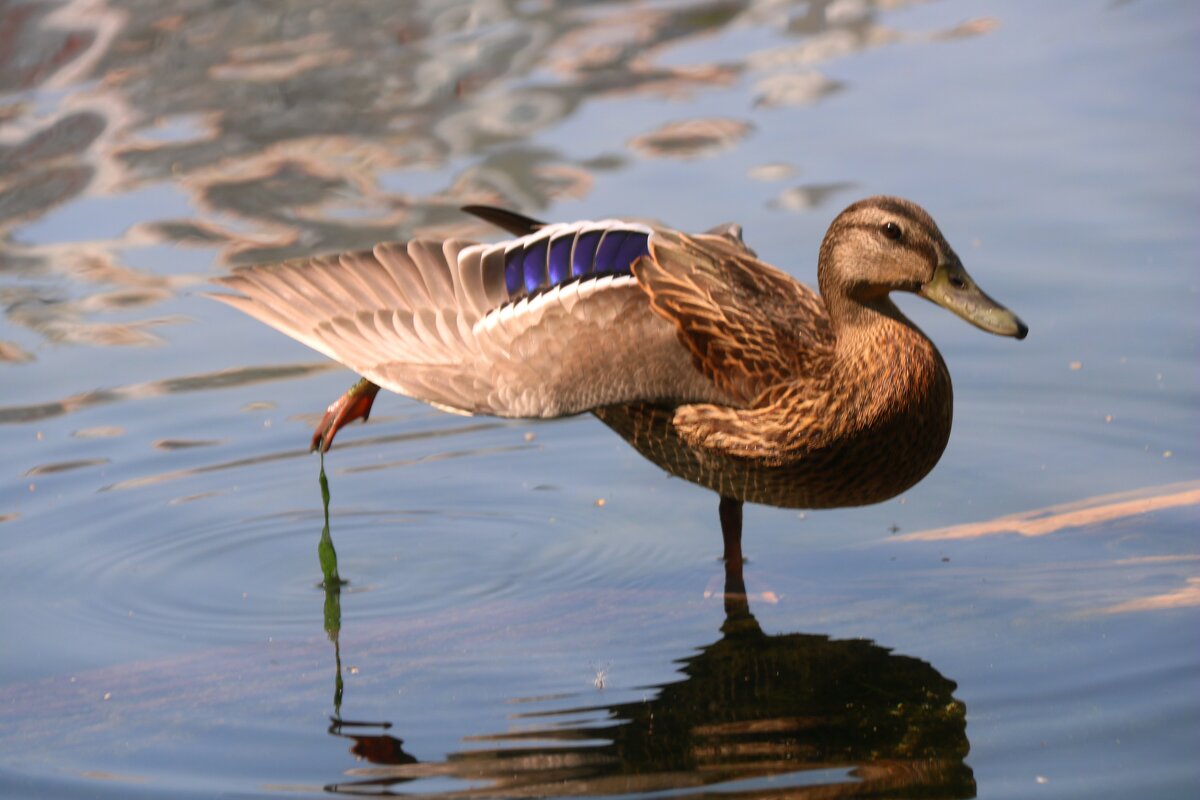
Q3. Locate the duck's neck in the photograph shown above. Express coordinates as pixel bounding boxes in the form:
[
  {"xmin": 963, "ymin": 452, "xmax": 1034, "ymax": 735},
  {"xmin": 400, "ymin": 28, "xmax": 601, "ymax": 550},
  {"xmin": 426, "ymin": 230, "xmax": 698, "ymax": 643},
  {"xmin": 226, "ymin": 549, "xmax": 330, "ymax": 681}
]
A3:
[
  {"xmin": 825, "ymin": 291, "xmax": 911, "ymax": 339},
  {"xmin": 827, "ymin": 293, "xmax": 952, "ymax": 436}
]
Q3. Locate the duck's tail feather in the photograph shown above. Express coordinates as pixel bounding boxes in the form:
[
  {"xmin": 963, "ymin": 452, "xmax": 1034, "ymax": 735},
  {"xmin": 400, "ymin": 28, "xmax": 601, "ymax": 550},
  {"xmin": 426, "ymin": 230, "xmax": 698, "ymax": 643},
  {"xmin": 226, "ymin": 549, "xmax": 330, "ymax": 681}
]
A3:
[{"xmin": 461, "ymin": 205, "xmax": 546, "ymax": 237}]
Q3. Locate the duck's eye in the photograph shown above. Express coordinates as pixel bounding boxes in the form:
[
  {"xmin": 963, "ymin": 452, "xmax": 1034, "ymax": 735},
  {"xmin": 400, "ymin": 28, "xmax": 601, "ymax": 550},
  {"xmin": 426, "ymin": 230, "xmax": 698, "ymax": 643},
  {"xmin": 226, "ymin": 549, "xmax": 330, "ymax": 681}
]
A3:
[{"xmin": 882, "ymin": 222, "xmax": 903, "ymax": 241}]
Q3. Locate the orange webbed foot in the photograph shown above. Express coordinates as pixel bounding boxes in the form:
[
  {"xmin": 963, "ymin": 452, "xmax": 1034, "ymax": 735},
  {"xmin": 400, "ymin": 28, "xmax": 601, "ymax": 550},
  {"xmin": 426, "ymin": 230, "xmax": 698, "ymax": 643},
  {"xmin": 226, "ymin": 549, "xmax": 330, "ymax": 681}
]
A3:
[{"xmin": 311, "ymin": 379, "xmax": 381, "ymax": 453}]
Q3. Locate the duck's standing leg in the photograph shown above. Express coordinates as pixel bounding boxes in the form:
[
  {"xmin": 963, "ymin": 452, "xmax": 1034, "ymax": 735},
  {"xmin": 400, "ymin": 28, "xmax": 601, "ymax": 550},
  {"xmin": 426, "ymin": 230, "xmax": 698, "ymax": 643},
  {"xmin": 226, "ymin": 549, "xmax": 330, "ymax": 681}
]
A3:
[
  {"xmin": 311, "ymin": 378, "xmax": 381, "ymax": 453},
  {"xmin": 719, "ymin": 495, "xmax": 747, "ymax": 600},
  {"xmin": 718, "ymin": 495, "xmax": 744, "ymax": 564}
]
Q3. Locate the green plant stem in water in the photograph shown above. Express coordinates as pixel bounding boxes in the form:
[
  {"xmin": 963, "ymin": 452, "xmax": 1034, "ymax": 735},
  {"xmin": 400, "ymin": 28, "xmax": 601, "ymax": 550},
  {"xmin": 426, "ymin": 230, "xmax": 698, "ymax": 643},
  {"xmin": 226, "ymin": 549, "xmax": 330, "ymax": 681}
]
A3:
[
  {"xmin": 318, "ymin": 450, "xmax": 345, "ymax": 716},
  {"xmin": 318, "ymin": 449, "xmax": 344, "ymax": 589}
]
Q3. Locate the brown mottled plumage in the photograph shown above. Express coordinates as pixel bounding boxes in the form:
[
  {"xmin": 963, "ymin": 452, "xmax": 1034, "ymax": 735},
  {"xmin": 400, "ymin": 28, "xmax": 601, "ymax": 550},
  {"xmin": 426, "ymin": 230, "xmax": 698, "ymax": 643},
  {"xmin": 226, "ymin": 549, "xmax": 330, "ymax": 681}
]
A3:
[
  {"xmin": 210, "ymin": 196, "xmax": 1026, "ymax": 560},
  {"xmin": 605, "ymin": 205, "xmax": 959, "ymax": 508}
]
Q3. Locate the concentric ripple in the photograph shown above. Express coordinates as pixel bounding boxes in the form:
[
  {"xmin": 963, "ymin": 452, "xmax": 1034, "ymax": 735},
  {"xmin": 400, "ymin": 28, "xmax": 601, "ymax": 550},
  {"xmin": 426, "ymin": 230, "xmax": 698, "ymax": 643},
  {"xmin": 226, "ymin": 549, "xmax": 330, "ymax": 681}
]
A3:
[{"xmin": 15, "ymin": 475, "xmax": 684, "ymax": 663}]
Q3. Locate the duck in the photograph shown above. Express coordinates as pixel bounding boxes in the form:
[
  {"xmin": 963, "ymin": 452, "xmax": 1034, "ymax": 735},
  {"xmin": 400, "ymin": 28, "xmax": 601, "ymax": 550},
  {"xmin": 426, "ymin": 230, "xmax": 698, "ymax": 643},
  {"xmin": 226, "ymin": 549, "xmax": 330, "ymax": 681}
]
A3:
[{"xmin": 211, "ymin": 196, "xmax": 1026, "ymax": 563}]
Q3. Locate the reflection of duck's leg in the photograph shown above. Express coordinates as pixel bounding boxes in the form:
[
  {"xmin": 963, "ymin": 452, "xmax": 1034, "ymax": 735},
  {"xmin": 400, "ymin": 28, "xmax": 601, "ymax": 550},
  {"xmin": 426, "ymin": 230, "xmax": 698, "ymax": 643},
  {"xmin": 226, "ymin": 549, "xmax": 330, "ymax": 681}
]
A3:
[
  {"xmin": 719, "ymin": 496, "xmax": 747, "ymax": 599},
  {"xmin": 311, "ymin": 377, "xmax": 381, "ymax": 452}
]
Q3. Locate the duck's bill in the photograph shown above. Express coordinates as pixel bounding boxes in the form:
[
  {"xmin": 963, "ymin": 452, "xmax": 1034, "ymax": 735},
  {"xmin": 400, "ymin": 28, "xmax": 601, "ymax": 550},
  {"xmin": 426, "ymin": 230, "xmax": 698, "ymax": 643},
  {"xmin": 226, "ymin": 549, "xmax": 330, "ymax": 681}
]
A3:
[{"xmin": 919, "ymin": 261, "xmax": 1028, "ymax": 340}]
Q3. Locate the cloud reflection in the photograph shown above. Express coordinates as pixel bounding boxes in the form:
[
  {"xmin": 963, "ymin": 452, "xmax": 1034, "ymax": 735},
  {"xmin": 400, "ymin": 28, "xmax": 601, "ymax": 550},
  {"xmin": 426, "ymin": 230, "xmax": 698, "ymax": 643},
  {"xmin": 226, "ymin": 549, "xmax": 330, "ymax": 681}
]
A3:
[
  {"xmin": 0, "ymin": 0, "xmax": 1000, "ymax": 352},
  {"xmin": 628, "ymin": 117, "xmax": 755, "ymax": 160},
  {"xmin": 0, "ymin": 361, "xmax": 334, "ymax": 425},
  {"xmin": 896, "ymin": 480, "xmax": 1200, "ymax": 541}
]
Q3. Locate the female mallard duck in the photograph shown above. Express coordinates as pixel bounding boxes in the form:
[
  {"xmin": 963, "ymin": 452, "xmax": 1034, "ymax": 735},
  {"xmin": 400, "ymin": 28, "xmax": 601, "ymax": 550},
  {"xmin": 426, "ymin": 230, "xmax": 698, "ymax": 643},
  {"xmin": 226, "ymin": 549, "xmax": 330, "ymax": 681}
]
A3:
[{"xmin": 212, "ymin": 196, "xmax": 1025, "ymax": 561}]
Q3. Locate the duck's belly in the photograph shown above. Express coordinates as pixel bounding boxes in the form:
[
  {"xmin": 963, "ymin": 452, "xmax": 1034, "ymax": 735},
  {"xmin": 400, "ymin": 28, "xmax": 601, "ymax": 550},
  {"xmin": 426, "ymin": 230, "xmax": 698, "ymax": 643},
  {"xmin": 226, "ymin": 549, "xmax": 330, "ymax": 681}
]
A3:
[{"xmin": 594, "ymin": 402, "xmax": 952, "ymax": 509}]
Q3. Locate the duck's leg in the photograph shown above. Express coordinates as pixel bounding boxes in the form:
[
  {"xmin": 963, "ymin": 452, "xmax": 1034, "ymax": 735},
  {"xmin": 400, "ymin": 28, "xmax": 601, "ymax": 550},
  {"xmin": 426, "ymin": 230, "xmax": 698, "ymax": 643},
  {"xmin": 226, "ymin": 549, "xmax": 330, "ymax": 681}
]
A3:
[
  {"xmin": 718, "ymin": 495, "xmax": 744, "ymax": 564},
  {"xmin": 311, "ymin": 378, "xmax": 381, "ymax": 453},
  {"xmin": 719, "ymin": 495, "xmax": 747, "ymax": 600}
]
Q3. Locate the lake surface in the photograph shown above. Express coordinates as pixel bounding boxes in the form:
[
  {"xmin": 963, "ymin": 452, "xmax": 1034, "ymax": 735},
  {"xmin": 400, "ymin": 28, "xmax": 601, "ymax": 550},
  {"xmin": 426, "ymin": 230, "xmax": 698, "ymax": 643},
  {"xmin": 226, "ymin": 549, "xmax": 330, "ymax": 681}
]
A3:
[{"xmin": 1, "ymin": 1, "xmax": 1197, "ymax": 798}]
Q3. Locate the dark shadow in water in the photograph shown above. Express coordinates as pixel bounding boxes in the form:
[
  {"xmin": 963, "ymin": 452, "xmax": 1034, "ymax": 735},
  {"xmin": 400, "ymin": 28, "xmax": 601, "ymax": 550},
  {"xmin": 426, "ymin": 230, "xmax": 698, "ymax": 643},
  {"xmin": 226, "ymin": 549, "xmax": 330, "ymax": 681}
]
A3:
[{"xmin": 317, "ymin": 482, "xmax": 974, "ymax": 798}]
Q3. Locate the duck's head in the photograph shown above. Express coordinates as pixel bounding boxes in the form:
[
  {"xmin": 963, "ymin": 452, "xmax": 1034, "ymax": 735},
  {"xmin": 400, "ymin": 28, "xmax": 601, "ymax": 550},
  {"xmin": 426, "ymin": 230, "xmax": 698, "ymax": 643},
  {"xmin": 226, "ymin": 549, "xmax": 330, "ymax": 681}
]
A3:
[{"xmin": 818, "ymin": 196, "xmax": 1027, "ymax": 339}]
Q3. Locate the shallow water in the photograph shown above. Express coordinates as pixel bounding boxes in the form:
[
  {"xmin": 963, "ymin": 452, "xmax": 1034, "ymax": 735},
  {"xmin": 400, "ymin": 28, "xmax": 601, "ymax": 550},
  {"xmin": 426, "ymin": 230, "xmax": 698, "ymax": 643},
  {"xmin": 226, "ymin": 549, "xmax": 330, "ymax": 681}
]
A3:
[{"xmin": 1, "ymin": 1, "xmax": 1197, "ymax": 798}]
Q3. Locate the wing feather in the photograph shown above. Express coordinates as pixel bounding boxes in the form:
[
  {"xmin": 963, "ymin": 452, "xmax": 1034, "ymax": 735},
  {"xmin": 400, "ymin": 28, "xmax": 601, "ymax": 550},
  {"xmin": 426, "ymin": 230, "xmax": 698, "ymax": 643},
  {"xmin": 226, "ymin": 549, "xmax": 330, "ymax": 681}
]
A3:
[
  {"xmin": 408, "ymin": 240, "xmax": 455, "ymax": 309},
  {"xmin": 374, "ymin": 243, "xmax": 428, "ymax": 310},
  {"xmin": 341, "ymin": 250, "xmax": 405, "ymax": 310},
  {"xmin": 635, "ymin": 229, "xmax": 832, "ymax": 404},
  {"xmin": 478, "ymin": 246, "xmax": 510, "ymax": 311},
  {"xmin": 209, "ymin": 226, "xmax": 734, "ymax": 418}
]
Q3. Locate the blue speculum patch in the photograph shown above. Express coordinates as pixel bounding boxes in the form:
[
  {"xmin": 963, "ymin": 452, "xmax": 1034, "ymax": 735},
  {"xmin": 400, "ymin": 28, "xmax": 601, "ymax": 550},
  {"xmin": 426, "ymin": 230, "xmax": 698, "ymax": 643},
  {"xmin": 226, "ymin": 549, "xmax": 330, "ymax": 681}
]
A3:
[
  {"xmin": 523, "ymin": 239, "xmax": 549, "ymax": 293},
  {"xmin": 613, "ymin": 233, "xmax": 650, "ymax": 271},
  {"xmin": 586, "ymin": 230, "xmax": 648, "ymax": 277},
  {"xmin": 503, "ymin": 229, "xmax": 650, "ymax": 299},
  {"xmin": 570, "ymin": 230, "xmax": 603, "ymax": 278},
  {"xmin": 594, "ymin": 231, "xmax": 629, "ymax": 273},
  {"xmin": 548, "ymin": 236, "xmax": 572, "ymax": 284},
  {"xmin": 504, "ymin": 247, "xmax": 524, "ymax": 295}
]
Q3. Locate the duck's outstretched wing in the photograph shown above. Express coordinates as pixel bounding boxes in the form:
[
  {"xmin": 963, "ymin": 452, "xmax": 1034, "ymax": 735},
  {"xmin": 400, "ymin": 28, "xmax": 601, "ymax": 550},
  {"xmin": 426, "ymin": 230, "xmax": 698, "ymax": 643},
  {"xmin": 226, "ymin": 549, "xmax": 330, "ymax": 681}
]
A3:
[
  {"xmin": 633, "ymin": 229, "xmax": 832, "ymax": 405},
  {"xmin": 209, "ymin": 222, "xmax": 732, "ymax": 418}
]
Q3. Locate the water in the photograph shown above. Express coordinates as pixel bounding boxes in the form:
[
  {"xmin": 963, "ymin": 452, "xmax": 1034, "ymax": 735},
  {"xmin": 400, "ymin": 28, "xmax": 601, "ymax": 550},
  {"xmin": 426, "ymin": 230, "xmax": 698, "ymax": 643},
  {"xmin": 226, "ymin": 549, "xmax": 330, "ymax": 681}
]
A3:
[{"xmin": 1, "ymin": 0, "xmax": 1197, "ymax": 797}]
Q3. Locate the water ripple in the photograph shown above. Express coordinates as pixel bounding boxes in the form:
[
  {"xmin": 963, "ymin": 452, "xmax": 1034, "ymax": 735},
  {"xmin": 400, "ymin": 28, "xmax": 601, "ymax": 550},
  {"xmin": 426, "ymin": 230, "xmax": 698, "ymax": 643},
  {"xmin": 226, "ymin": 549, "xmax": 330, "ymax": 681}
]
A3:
[{"xmin": 25, "ymin": 486, "xmax": 671, "ymax": 652}]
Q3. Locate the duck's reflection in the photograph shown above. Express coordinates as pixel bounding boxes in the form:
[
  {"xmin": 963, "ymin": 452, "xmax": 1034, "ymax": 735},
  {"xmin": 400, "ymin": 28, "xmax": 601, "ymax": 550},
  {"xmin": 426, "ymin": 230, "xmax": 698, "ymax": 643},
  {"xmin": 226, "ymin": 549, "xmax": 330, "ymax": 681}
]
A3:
[{"xmin": 322, "ymin": 559, "xmax": 974, "ymax": 798}]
